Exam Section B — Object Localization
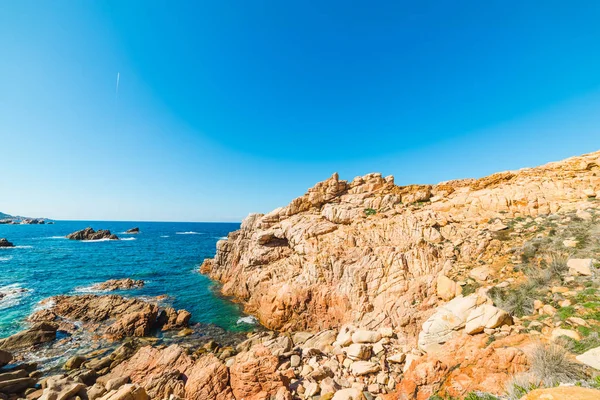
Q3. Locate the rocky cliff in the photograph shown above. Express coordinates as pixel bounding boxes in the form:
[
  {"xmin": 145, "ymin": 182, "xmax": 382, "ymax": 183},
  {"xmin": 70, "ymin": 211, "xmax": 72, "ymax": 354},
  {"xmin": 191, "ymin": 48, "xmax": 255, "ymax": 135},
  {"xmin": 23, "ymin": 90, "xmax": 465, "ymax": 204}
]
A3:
[{"xmin": 201, "ymin": 151, "xmax": 600, "ymax": 336}]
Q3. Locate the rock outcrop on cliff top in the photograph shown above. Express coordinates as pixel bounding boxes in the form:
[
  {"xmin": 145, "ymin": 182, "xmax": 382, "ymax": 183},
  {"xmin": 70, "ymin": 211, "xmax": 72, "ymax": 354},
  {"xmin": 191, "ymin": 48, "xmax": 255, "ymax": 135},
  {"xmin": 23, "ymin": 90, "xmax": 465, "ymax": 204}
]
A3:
[{"xmin": 201, "ymin": 150, "xmax": 600, "ymax": 334}]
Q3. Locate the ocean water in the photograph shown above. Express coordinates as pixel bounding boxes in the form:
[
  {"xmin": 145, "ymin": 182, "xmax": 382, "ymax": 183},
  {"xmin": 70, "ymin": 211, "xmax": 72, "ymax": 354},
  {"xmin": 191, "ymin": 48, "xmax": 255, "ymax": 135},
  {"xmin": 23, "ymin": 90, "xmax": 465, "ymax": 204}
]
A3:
[{"xmin": 0, "ymin": 221, "xmax": 251, "ymax": 338}]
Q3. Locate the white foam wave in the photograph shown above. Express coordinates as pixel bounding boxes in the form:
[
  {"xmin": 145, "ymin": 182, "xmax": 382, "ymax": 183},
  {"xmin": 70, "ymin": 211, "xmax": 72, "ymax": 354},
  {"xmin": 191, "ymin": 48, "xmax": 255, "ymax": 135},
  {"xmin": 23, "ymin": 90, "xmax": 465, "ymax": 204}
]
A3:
[
  {"xmin": 80, "ymin": 238, "xmax": 115, "ymax": 243},
  {"xmin": 175, "ymin": 231, "xmax": 204, "ymax": 235},
  {"xmin": 0, "ymin": 284, "xmax": 31, "ymax": 310},
  {"xmin": 237, "ymin": 315, "xmax": 258, "ymax": 325},
  {"xmin": 33, "ymin": 298, "xmax": 55, "ymax": 312},
  {"xmin": 217, "ymin": 236, "xmax": 227, "ymax": 240},
  {"xmin": 120, "ymin": 237, "xmax": 136, "ymax": 241},
  {"xmin": 0, "ymin": 245, "xmax": 33, "ymax": 249},
  {"xmin": 46, "ymin": 236, "xmax": 66, "ymax": 239},
  {"xmin": 73, "ymin": 285, "xmax": 102, "ymax": 293},
  {"xmin": 160, "ymin": 235, "xmax": 170, "ymax": 238},
  {"xmin": 0, "ymin": 256, "xmax": 12, "ymax": 262}
]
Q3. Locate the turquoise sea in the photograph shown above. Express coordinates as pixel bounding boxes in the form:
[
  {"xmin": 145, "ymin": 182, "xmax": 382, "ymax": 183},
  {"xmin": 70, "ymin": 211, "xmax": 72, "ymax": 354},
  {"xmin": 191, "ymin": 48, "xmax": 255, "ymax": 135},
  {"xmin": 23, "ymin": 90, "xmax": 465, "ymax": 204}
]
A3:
[{"xmin": 0, "ymin": 221, "xmax": 252, "ymax": 338}]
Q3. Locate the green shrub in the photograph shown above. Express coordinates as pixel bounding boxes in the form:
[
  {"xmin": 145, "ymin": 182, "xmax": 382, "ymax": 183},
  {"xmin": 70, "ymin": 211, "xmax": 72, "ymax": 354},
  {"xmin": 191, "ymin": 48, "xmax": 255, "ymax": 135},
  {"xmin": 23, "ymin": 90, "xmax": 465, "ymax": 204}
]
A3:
[
  {"xmin": 364, "ymin": 208, "xmax": 376, "ymax": 216},
  {"xmin": 557, "ymin": 306, "xmax": 576, "ymax": 321}
]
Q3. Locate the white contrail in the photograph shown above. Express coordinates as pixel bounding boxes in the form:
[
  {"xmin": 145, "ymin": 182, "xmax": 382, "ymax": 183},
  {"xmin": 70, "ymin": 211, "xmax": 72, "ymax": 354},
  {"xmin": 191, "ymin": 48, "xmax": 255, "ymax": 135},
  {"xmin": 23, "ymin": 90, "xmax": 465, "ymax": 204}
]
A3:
[{"xmin": 115, "ymin": 72, "xmax": 120, "ymax": 97}]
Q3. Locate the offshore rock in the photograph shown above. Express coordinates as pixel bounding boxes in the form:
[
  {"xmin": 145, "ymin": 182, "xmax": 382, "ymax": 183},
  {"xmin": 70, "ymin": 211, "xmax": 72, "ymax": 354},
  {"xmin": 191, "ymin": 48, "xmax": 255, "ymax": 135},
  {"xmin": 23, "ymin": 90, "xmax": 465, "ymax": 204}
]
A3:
[
  {"xmin": 90, "ymin": 279, "xmax": 145, "ymax": 292},
  {"xmin": 66, "ymin": 228, "xmax": 119, "ymax": 241},
  {"xmin": 0, "ymin": 238, "xmax": 14, "ymax": 247}
]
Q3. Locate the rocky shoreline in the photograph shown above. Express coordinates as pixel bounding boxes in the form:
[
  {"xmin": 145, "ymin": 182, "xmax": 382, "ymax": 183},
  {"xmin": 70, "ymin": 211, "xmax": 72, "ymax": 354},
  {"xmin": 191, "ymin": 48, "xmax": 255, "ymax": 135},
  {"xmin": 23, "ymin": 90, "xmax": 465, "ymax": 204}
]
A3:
[{"xmin": 2, "ymin": 150, "xmax": 600, "ymax": 399}]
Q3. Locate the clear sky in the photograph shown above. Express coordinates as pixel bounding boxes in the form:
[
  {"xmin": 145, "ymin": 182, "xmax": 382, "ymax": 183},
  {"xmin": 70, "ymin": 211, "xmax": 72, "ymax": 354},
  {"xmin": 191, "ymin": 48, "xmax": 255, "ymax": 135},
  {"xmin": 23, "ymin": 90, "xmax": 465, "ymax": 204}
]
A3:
[{"xmin": 1, "ymin": 1, "xmax": 600, "ymax": 222}]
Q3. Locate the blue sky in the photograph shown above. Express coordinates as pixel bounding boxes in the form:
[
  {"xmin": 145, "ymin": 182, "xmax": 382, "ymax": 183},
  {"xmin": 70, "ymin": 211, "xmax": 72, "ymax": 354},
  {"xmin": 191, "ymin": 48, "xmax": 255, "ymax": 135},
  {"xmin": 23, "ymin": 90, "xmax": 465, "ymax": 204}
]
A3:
[{"xmin": 1, "ymin": 1, "xmax": 600, "ymax": 222}]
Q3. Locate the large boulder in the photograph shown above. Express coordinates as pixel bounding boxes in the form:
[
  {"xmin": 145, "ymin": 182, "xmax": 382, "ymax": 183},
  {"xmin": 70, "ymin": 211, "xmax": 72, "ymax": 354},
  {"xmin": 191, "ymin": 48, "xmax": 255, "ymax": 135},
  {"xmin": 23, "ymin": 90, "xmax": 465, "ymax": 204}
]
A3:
[
  {"xmin": 125, "ymin": 228, "xmax": 140, "ymax": 234},
  {"xmin": 0, "ymin": 349, "xmax": 12, "ymax": 367},
  {"xmin": 576, "ymin": 346, "xmax": 600, "ymax": 370},
  {"xmin": 464, "ymin": 304, "xmax": 510, "ymax": 334},
  {"xmin": 0, "ymin": 322, "xmax": 57, "ymax": 351},
  {"xmin": 567, "ymin": 258, "xmax": 594, "ymax": 276},
  {"xmin": 38, "ymin": 375, "xmax": 86, "ymax": 400},
  {"xmin": 66, "ymin": 228, "xmax": 119, "ymax": 241},
  {"xmin": 418, "ymin": 294, "xmax": 489, "ymax": 353}
]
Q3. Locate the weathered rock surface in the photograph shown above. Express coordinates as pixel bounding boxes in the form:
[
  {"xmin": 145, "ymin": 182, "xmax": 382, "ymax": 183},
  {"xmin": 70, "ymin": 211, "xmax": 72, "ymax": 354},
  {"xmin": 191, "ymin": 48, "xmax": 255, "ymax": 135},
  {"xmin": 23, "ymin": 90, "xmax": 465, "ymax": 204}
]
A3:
[
  {"xmin": 230, "ymin": 345, "xmax": 285, "ymax": 400},
  {"xmin": 201, "ymin": 151, "xmax": 600, "ymax": 333},
  {"xmin": 91, "ymin": 279, "xmax": 145, "ymax": 292},
  {"xmin": 0, "ymin": 322, "xmax": 57, "ymax": 351},
  {"xmin": 0, "ymin": 350, "xmax": 12, "ymax": 367},
  {"xmin": 106, "ymin": 344, "xmax": 233, "ymax": 399},
  {"xmin": 576, "ymin": 346, "xmax": 600, "ymax": 370},
  {"xmin": 0, "ymin": 238, "xmax": 14, "ymax": 247},
  {"xmin": 29, "ymin": 294, "xmax": 189, "ymax": 340},
  {"xmin": 66, "ymin": 228, "xmax": 119, "ymax": 241},
  {"xmin": 399, "ymin": 334, "xmax": 530, "ymax": 399},
  {"xmin": 520, "ymin": 386, "xmax": 600, "ymax": 400}
]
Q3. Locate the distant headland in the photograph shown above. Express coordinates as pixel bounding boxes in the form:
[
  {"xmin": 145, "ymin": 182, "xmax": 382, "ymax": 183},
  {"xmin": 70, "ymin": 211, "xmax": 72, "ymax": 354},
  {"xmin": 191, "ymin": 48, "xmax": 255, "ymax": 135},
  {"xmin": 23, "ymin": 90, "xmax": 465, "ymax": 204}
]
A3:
[{"xmin": 0, "ymin": 211, "xmax": 52, "ymax": 225}]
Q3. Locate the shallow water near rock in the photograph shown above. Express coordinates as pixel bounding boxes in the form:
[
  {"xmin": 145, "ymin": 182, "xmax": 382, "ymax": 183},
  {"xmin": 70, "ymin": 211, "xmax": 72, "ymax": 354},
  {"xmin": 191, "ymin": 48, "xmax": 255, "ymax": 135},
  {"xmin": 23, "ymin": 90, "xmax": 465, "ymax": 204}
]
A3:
[{"xmin": 0, "ymin": 221, "xmax": 253, "ymax": 338}]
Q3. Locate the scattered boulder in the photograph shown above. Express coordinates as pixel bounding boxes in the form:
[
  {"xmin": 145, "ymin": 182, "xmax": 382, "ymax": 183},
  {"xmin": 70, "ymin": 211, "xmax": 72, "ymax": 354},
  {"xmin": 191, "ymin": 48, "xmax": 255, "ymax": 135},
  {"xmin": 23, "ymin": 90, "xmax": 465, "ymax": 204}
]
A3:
[
  {"xmin": 469, "ymin": 266, "xmax": 491, "ymax": 281},
  {"xmin": 125, "ymin": 228, "xmax": 140, "ymax": 234},
  {"xmin": 551, "ymin": 328, "xmax": 581, "ymax": 342},
  {"xmin": 351, "ymin": 330, "xmax": 381, "ymax": 344},
  {"xmin": 567, "ymin": 258, "xmax": 593, "ymax": 276},
  {"xmin": 350, "ymin": 361, "xmax": 379, "ymax": 376},
  {"xmin": 98, "ymin": 383, "xmax": 149, "ymax": 400},
  {"xmin": 464, "ymin": 304, "xmax": 510, "ymax": 334},
  {"xmin": 0, "ymin": 239, "xmax": 14, "ymax": 248},
  {"xmin": 436, "ymin": 275, "xmax": 461, "ymax": 301},
  {"xmin": 66, "ymin": 228, "xmax": 119, "ymax": 241},
  {"xmin": 157, "ymin": 308, "xmax": 191, "ymax": 331},
  {"xmin": 576, "ymin": 346, "xmax": 600, "ymax": 370},
  {"xmin": 344, "ymin": 344, "xmax": 371, "ymax": 361},
  {"xmin": 37, "ymin": 375, "xmax": 86, "ymax": 400}
]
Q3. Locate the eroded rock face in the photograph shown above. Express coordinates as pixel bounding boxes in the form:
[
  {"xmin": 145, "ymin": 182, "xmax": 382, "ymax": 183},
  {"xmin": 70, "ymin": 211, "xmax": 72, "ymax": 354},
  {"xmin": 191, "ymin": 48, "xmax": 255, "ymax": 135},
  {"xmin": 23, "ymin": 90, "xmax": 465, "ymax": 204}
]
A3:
[
  {"xmin": 398, "ymin": 334, "xmax": 530, "ymax": 399},
  {"xmin": 229, "ymin": 345, "xmax": 286, "ymax": 400},
  {"xmin": 67, "ymin": 228, "xmax": 119, "ymax": 241},
  {"xmin": 106, "ymin": 344, "xmax": 233, "ymax": 400},
  {"xmin": 201, "ymin": 151, "xmax": 600, "ymax": 333}
]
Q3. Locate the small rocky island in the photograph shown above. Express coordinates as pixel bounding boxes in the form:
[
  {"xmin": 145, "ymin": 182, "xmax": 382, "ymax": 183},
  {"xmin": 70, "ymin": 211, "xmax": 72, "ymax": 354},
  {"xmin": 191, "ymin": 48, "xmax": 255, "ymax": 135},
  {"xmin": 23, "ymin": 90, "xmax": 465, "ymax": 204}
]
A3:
[
  {"xmin": 125, "ymin": 227, "xmax": 139, "ymax": 234},
  {"xmin": 0, "ymin": 238, "xmax": 14, "ymax": 248},
  {"xmin": 90, "ymin": 278, "xmax": 145, "ymax": 291},
  {"xmin": 66, "ymin": 228, "xmax": 119, "ymax": 241}
]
